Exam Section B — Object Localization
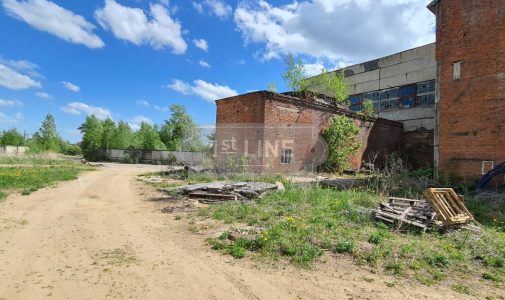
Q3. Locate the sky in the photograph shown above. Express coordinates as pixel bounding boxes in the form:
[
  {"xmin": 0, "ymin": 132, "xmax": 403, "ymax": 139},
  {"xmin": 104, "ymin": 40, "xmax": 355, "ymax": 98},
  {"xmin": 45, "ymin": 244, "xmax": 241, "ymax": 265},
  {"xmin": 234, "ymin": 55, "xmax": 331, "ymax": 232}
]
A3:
[{"xmin": 0, "ymin": 0, "xmax": 436, "ymax": 143}]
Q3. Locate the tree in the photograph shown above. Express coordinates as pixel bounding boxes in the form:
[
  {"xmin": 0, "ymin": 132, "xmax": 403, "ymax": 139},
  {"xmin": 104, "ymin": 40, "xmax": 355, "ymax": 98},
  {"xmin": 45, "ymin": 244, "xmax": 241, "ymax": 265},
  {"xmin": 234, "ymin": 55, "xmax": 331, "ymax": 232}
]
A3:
[
  {"xmin": 321, "ymin": 115, "xmax": 361, "ymax": 173},
  {"xmin": 38, "ymin": 113, "xmax": 61, "ymax": 151},
  {"xmin": 312, "ymin": 69, "xmax": 349, "ymax": 105},
  {"xmin": 113, "ymin": 121, "xmax": 136, "ymax": 149},
  {"xmin": 137, "ymin": 122, "xmax": 164, "ymax": 150},
  {"xmin": 79, "ymin": 115, "xmax": 104, "ymax": 161},
  {"xmin": 160, "ymin": 104, "xmax": 202, "ymax": 151},
  {"xmin": 281, "ymin": 53, "xmax": 308, "ymax": 94},
  {"xmin": 267, "ymin": 82, "xmax": 277, "ymax": 92},
  {"xmin": 0, "ymin": 128, "xmax": 24, "ymax": 146}
]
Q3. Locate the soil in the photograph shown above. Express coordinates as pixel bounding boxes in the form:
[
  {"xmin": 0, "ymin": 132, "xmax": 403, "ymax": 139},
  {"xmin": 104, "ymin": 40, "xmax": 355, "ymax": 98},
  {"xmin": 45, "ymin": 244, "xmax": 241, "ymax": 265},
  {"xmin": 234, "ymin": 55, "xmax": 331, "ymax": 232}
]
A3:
[{"xmin": 0, "ymin": 163, "xmax": 501, "ymax": 300}]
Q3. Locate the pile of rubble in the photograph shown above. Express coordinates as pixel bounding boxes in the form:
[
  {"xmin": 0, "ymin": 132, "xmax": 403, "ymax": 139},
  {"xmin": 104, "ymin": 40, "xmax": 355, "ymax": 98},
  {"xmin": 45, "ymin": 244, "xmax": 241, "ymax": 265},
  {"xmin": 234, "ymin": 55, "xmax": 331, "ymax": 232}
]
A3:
[
  {"xmin": 371, "ymin": 188, "xmax": 477, "ymax": 232},
  {"xmin": 163, "ymin": 181, "xmax": 283, "ymax": 204}
]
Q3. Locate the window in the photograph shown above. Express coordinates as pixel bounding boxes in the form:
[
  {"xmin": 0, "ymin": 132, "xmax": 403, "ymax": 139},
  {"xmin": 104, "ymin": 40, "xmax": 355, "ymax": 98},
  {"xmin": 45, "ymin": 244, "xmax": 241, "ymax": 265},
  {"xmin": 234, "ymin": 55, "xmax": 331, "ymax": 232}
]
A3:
[
  {"xmin": 348, "ymin": 94, "xmax": 362, "ymax": 112},
  {"xmin": 400, "ymin": 85, "xmax": 416, "ymax": 97},
  {"xmin": 281, "ymin": 149, "xmax": 292, "ymax": 164},
  {"xmin": 482, "ymin": 161, "xmax": 494, "ymax": 175},
  {"xmin": 453, "ymin": 62, "xmax": 462, "ymax": 81}
]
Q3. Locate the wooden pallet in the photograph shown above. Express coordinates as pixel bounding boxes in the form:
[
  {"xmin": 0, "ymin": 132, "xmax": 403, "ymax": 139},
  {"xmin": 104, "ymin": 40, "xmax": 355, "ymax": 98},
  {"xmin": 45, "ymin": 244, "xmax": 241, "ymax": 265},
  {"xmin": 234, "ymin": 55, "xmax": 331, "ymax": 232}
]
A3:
[
  {"xmin": 372, "ymin": 197, "xmax": 437, "ymax": 231},
  {"xmin": 422, "ymin": 188, "xmax": 473, "ymax": 225}
]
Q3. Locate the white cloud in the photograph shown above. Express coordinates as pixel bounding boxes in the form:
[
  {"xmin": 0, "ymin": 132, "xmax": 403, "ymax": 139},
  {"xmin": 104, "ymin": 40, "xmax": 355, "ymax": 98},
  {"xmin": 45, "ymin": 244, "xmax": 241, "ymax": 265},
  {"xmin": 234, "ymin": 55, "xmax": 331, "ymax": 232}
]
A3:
[
  {"xmin": 129, "ymin": 115, "xmax": 153, "ymax": 124},
  {"xmin": 158, "ymin": 0, "xmax": 169, "ymax": 6},
  {"xmin": 193, "ymin": 0, "xmax": 232, "ymax": 18},
  {"xmin": 199, "ymin": 60, "xmax": 211, "ymax": 68},
  {"xmin": 303, "ymin": 63, "xmax": 326, "ymax": 77},
  {"xmin": 62, "ymin": 81, "xmax": 80, "ymax": 92},
  {"xmin": 0, "ymin": 56, "xmax": 43, "ymax": 78},
  {"xmin": 239, "ymin": 59, "xmax": 246, "ymax": 65},
  {"xmin": 192, "ymin": 38, "xmax": 209, "ymax": 52},
  {"xmin": 0, "ymin": 64, "xmax": 41, "ymax": 90},
  {"xmin": 0, "ymin": 112, "xmax": 23, "ymax": 124},
  {"xmin": 60, "ymin": 102, "xmax": 112, "ymax": 120},
  {"xmin": 167, "ymin": 79, "xmax": 191, "ymax": 94},
  {"xmin": 2, "ymin": 0, "xmax": 104, "ymax": 48},
  {"xmin": 0, "ymin": 99, "xmax": 23, "ymax": 106},
  {"xmin": 154, "ymin": 105, "xmax": 170, "ymax": 112},
  {"xmin": 128, "ymin": 123, "xmax": 140, "ymax": 131},
  {"xmin": 95, "ymin": 0, "xmax": 187, "ymax": 54},
  {"xmin": 192, "ymin": 1, "xmax": 203, "ymax": 13},
  {"xmin": 136, "ymin": 100, "xmax": 149, "ymax": 106},
  {"xmin": 167, "ymin": 79, "xmax": 238, "ymax": 102},
  {"xmin": 36, "ymin": 92, "xmax": 52, "ymax": 98},
  {"xmin": 234, "ymin": 0, "xmax": 435, "ymax": 63}
]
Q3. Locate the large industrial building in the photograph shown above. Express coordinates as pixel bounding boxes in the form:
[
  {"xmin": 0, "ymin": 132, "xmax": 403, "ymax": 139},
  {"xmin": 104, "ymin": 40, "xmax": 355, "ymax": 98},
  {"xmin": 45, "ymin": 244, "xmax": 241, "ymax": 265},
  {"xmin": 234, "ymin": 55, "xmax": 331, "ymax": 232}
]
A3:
[{"xmin": 214, "ymin": 0, "xmax": 505, "ymax": 180}]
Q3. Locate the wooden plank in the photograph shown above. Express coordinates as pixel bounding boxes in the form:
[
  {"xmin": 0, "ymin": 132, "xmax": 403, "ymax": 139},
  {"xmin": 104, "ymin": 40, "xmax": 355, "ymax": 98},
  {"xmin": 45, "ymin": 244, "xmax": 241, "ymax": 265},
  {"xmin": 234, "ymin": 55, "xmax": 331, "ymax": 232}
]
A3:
[{"xmin": 188, "ymin": 192, "xmax": 237, "ymax": 201}]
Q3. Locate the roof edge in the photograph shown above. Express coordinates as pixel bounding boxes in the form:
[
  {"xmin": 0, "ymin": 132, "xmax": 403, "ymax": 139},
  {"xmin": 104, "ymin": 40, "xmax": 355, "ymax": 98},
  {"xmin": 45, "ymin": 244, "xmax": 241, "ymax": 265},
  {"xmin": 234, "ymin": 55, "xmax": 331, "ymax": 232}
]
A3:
[{"xmin": 427, "ymin": 0, "xmax": 439, "ymax": 15}]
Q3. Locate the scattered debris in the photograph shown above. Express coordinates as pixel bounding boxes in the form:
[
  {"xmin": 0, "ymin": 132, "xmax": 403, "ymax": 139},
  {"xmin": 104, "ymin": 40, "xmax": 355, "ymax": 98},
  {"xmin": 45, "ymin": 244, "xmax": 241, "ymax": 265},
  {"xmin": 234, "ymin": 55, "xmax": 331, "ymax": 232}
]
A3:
[
  {"xmin": 163, "ymin": 181, "xmax": 280, "ymax": 204},
  {"xmin": 372, "ymin": 188, "xmax": 475, "ymax": 232}
]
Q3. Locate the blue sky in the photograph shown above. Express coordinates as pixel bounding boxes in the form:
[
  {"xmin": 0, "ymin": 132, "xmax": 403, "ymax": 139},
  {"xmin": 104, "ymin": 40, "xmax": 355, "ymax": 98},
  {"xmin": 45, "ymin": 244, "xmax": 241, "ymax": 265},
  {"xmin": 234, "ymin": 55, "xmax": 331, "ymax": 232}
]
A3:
[{"xmin": 0, "ymin": 0, "xmax": 435, "ymax": 143}]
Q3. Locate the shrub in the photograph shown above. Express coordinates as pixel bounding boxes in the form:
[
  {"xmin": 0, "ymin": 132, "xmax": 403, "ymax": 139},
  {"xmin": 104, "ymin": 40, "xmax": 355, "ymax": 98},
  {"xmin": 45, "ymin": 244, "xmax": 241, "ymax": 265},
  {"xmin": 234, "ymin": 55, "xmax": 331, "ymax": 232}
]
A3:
[{"xmin": 333, "ymin": 240, "xmax": 356, "ymax": 253}]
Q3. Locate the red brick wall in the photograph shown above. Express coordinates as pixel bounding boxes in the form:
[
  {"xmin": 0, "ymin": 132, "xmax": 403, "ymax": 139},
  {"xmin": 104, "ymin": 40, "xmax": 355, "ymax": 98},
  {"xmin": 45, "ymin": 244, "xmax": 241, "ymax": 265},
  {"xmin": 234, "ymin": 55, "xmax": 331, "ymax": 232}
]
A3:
[
  {"xmin": 436, "ymin": 0, "xmax": 505, "ymax": 179},
  {"xmin": 403, "ymin": 130, "xmax": 434, "ymax": 169},
  {"xmin": 215, "ymin": 92, "xmax": 404, "ymax": 173}
]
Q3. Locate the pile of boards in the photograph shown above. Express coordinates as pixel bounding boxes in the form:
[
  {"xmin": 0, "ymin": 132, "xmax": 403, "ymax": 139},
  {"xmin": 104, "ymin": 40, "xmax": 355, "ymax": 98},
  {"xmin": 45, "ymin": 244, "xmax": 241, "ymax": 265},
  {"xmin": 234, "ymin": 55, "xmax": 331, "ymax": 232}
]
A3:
[
  {"xmin": 371, "ymin": 188, "xmax": 475, "ymax": 231},
  {"xmin": 162, "ymin": 181, "xmax": 281, "ymax": 204}
]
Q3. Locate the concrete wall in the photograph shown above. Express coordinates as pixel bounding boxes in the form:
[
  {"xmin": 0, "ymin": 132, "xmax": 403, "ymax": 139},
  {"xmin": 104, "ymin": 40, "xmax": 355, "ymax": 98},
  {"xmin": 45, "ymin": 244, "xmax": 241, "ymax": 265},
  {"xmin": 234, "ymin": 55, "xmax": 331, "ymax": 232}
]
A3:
[
  {"xmin": 434, "ymin": 0, "xmax": 505, "ymax": 179},
  {"xmin": 345, "ymin": 44, "xmax": 436, "ymax": 95},
  {"xmin": 312, "ymin": 44, "xmax": 437, "ymax": 133},
  {"xmin": 0, "ymin": 146, "xmax": 29, "ymax": 153},
  {"xmin": 106, "ymin": 149, "xmax": 204, "ymax": 165}
]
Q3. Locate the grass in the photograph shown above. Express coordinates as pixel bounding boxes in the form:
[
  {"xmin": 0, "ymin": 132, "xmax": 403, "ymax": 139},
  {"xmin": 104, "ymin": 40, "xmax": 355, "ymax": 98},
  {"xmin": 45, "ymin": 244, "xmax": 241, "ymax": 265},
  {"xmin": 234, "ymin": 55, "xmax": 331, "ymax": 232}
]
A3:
[
  {"xmin": 0, "ymin": 162, "xmax": 94, "ymax": 198},
  {"xmin": 0, "ymin": 155, "xmax": 74, "ymax": 166},
  {"xmin": 198, "ymin": 182, "xmax": 505, "ymax": 285}
]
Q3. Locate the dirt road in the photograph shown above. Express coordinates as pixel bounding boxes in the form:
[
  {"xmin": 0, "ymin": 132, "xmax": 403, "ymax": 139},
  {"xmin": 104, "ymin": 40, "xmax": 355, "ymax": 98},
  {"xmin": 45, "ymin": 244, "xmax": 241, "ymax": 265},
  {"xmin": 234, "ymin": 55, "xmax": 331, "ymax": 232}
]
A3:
[{"xmin": 0, "ymin": 164, "xmax": 487, "ymax": 299}]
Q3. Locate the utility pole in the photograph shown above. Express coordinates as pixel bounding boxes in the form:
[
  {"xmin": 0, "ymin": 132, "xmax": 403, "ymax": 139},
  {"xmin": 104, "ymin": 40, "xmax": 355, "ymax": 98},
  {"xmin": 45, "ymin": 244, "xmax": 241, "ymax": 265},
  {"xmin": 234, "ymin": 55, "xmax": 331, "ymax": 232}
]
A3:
[{"xmin": 106, "ymin": 127, "xmax": 110, "ymax": 161}]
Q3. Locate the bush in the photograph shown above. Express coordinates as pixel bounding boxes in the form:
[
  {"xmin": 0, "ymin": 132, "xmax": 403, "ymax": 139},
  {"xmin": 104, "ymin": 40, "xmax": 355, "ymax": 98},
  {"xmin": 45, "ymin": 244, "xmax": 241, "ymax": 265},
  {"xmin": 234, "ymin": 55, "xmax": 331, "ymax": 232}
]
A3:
[{"xmin": 333, "ymin": 240, "xmax": 356, "ymax": 253}]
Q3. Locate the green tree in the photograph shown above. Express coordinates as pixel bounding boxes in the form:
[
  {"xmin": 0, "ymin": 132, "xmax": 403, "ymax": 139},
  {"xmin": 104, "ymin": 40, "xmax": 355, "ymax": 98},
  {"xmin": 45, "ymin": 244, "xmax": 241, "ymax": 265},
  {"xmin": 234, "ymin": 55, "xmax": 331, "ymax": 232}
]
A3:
[
  {"xmin": 137, "ymin": 122, "xmax": 164, "ymax": 150},
  {"xmin": 281, "ymin": 53, "xmax": 308, "ymax": 94},
  {"xmin": 38, "ymin": 113, "xmax": 61, "ymax": 151},
  {"xmin": 362, "ymin": 100, "xmax": 375, "ymax": 118},
  {"xmin": 112, "ymin": 121, "xmax": 136, "ymax": 149},
  {"xmin": 0, "ymin": 128, "xmax": 24, "ymax": 146},
  {"xmin": 321, "ymin": 115, "xmax": 361, "ymax": 173},
  {"xmin": 78, "ymin": 115, "xmax": 104, "ymax": 161},
  {"xmin": 267, "ymin": 82, "xmax": 277, "ymax": 92},
  {"xmin": 160, "ymin": 104, "xmax": 202, "ymax": 151},
  {"xmin": 316, "ymin": 69, "xmax": 349, "ymax": 105}
]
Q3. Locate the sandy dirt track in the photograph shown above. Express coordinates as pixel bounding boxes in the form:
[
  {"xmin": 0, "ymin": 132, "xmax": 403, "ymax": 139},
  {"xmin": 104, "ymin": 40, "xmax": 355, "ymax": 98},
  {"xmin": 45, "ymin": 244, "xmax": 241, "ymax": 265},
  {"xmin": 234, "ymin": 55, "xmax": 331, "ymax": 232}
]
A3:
[{"xmin": 0, "ymin": 164, "xmax": 493, "ymax": 299}]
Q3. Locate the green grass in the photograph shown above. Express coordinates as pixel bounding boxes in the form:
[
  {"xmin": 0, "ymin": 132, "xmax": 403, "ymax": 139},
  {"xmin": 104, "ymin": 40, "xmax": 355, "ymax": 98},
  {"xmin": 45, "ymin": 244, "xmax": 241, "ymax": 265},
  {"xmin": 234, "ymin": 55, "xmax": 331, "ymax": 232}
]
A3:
[
  {"xmin": 0, "ymin": 164, "xmax": 94, "ymax": 198},
  {"xmin": 0, "ymin": 155, "xmax": 74, "ymax": 166},
  {"xmin": 199, "ymin": 182, "xmax": 505, "ymax": 282}
]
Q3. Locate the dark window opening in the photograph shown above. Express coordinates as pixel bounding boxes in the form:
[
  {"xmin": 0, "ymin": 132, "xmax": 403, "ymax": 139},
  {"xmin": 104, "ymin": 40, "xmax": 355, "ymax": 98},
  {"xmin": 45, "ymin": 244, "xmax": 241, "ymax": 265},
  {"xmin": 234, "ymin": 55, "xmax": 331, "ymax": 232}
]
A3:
[{"xmin": 281, "ymin": 148, "xmax": 292, "ymax": 164}]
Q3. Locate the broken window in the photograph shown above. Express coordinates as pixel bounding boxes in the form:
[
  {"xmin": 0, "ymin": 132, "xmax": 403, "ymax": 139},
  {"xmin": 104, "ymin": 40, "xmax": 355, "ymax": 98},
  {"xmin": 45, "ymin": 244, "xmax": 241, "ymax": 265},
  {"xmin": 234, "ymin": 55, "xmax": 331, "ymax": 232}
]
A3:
[
  {"xmin": 281, "ymin": 149, "xmax": 292, "ymax": 164},
  {"xmin": 400, "ymin": 85, "xmax": 416, "ymax": 97}
]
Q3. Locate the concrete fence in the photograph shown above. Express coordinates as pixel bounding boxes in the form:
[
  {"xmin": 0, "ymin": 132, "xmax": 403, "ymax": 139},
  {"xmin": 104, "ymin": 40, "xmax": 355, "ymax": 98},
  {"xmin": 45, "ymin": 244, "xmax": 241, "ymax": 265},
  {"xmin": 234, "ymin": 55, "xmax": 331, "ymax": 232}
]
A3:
[
  {"xmin": 0, "ymin": 145, "xmax": 29, "ymax": 154},
  {"xmin": 105, "ymin": 149, "xmax": 205, "ymax": 165}
]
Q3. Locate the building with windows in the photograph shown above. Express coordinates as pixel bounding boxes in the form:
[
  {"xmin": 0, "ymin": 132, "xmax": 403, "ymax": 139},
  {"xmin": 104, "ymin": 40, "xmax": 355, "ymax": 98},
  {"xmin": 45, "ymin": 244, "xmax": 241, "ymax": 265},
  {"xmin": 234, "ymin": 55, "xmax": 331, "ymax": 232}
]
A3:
[{"xmin": 213, "ymin": 0, "xmax": 505, "ymax": 179}]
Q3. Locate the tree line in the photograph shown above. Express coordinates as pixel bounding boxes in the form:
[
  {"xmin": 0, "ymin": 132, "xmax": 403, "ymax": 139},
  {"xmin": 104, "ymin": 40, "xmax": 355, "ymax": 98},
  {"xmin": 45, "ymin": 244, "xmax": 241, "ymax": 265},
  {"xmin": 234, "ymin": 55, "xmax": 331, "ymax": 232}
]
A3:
[
  {"xmin": 79, "ymin": 104, "xmax": 208, "ymax": 161},
  {"xmin": 0, "ymin": 104, "xmax": 209, "ymax": 161},
  {"xmin": 0, "ymin": 113, "xmax": 82, "ymax": 155}
]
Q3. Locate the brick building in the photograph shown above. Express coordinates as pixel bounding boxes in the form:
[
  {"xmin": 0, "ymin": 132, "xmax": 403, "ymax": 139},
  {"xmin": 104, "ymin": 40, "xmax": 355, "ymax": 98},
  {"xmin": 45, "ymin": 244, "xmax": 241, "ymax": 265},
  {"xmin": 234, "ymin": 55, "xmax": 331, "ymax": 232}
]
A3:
[
  {"xmin": 213, "ymin": 0, "xmax": 504, "ymax": 178},
  {"xmin": 214, "ymin": 92, "xmax": 403, "ymax": 174},
  {"xmin": 428, "ymin": 0, "xmax": 505, "ymax": 180}
]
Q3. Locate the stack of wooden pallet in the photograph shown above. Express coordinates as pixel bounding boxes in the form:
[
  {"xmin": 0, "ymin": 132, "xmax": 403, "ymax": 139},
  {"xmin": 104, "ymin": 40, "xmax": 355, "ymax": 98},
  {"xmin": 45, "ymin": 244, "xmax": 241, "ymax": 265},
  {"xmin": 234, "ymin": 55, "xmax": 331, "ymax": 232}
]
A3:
[{"xmin": 371, "ymin": 197, "xmax": 438, "ymax": 230}]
